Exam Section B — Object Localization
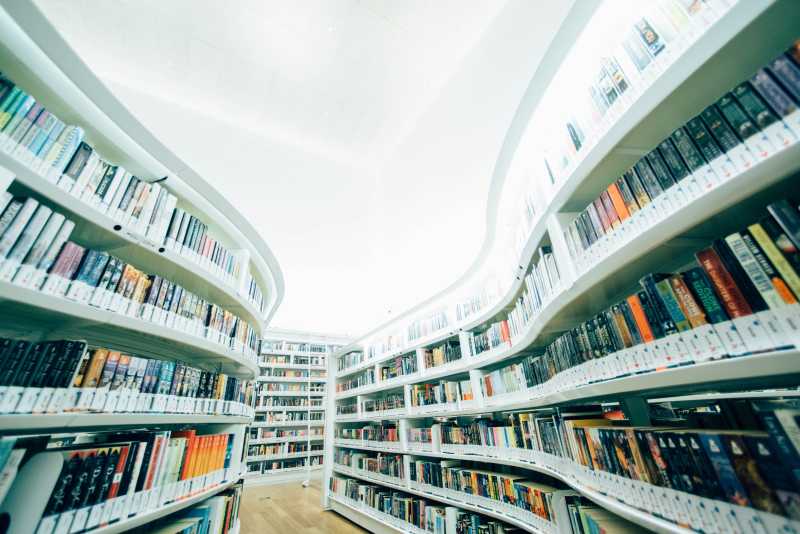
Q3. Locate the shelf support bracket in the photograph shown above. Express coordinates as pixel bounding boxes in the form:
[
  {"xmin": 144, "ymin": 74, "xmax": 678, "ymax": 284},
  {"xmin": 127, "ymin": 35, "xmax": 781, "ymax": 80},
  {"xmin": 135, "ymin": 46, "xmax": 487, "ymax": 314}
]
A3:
[{"xmin": 620, "ymin": 396, "xmax": 651, "ymax": 426}]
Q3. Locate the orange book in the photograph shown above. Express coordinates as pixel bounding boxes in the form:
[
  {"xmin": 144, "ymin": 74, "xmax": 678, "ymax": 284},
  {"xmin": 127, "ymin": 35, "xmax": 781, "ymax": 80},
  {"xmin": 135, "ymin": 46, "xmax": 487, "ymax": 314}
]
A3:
[
  {"xmin": 194, "ymin": 436, "xmax": 207, "ymax": 477},
  {"xmin": 607, "ymin": 183, "xmax": 631, "ymax": 221},
  {"xmin": 499, "ymin": 320, "xmax": 510, "ymax": 343},
  {"xmin": 172, "ymin": 430, "xmax": 196, "ymax": 480},
  {"xmin": 626, "ymin": 294, "xmax": 655, "ymax": 343}
]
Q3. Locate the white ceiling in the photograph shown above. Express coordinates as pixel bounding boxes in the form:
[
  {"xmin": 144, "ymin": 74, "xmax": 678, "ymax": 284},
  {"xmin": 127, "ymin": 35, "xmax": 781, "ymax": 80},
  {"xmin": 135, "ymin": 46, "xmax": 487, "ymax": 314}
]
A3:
[{"xmin": 34, "ymin": 0, "xmax": 574, "ymax": 338}]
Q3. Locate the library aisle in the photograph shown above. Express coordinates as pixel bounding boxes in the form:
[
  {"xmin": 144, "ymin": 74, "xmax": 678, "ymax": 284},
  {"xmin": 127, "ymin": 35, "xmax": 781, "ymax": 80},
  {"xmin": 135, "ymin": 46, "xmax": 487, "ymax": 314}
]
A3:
[{"xmin": 0, "ymin": 1, "xmax": 800, "ymax": 534}]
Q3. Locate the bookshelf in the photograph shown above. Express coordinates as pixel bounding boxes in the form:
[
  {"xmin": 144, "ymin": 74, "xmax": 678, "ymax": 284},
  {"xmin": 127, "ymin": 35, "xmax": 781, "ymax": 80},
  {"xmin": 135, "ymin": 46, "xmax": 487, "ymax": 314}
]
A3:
[
  {"xmin": 0, "ymin": 2, "xmax": 279, "ymax": 533},
  {"xmin": 245, "ymin": 330, "xmax": 349, "ymax": 486},
  {"xmin": 324, "ymin": 1, "xmax": 800, "ymax": 533}
]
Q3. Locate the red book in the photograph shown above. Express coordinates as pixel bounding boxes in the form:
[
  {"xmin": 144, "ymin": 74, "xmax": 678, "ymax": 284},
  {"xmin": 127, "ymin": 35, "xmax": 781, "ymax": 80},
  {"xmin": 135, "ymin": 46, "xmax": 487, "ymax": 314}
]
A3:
[
  {"xmin": 696, "ymin": 248, "xmax": 753, "ymax": 318},
  {"xmin": 106, "ymin": 444, "xmax": 131, "ymax": 499}
]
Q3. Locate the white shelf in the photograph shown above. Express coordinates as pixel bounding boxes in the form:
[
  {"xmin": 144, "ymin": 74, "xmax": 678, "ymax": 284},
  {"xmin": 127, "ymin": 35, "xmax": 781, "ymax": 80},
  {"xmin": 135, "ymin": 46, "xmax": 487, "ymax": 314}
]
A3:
[
  {"xmin": 333, "ymin": 465, "xmax": 553, "ymax": 534},
  {"xmin": 255, "ymin": 406, "xmax": 324, "ymax": 412},
  {"xmin": 334, "ymin": 139, "xmax": 800, "ymax": 400},
  {"xmin": 252, "ymin": 420, "xmax": 325, "ymax": 428},
  {"xmin": 258, "ymin": 362, "xmax": 326, "ymax": 370},
  {"xmin": 249, "ymin": 436, "xmax": 324, "ymax": 445},
  {"xmin": 2, "ymin": 152, "xmax": 266, "ymax": 334},
  {"xmin": 86, "ymin": 476, "xmax": 242, "ymax": 534},
  {"xmin": 0, "ymin": 1, "xmax": 284, "ymax": 325},
  {"xmin": 327, "ymin": 497, "xmax": 410, "ymax": 534},
  {"xmin": 0, "ymin": 280, "xmax": 259, "ymax": 379},
  {"xmin": 260, "ymin": 390, "xmax": 325, "ymax": 397},
  {"xmin": 247, "ymin": 450, "xmax": 323, "ymax": 462},
  {"xmin": 258, "ymin": 376, "xmax": 326, "ymax": 383},
  {"xmin": 0, "ymin": 412, "xmax": 251, "ymax": 434},
  {"xmin": 332, "ymin": 0, "xmax": 800, "ymax": 377}
]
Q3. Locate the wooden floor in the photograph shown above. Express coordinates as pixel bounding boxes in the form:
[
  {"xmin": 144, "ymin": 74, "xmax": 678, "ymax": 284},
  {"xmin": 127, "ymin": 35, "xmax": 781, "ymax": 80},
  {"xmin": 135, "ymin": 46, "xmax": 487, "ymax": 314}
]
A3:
[{"xmin": 239, "ymin": 480, "xmax": 367, "ymax": 534}]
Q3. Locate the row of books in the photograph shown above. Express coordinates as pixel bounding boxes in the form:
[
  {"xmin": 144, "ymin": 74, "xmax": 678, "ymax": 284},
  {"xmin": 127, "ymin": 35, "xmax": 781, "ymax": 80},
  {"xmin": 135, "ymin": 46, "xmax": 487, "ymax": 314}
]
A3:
[
  {"xmin": 0, "ymin": 73, "xmax": 270, "ymax": 305},
  {"xmin": 255, "ymin": 411, "xmax": 323, "ymax": 423},
  {"xmin": 426, "ymin": 399, "xmax": 800, "ymax": 526},
  {"xmin": 0, "ymin": 338, "xmax": 253, "ymax": 415},
  {"xmin": 481, "ymin": 200, "xmax": 800, "ymax": 399},
  {"xmin": 407, "ymin": 309, "xmax": 449, "ymax": 343},
  {"xmin": 540, "ymin": 0, "xmax": 735, "ymax": 187},
  {"xmin": 255, "ymin": 397, "xmax": 321, "ymax": 408},
  {"xmin": 259, "ymin": 368, "xmax": 325, "ymax": 378},
  {"xmin": 337, "ymin": 350, "xmax": 364, "ymax": 372},
  {"xmin": 248, "ymin": 427, "xmax": 323, "ymax": 441},
  {"xmin": 334, "ymin": 449, "xmax": 404, "ymax": 479},
  {"xmin": 422, "ymin": 339, "xmax": 462, "ymax": 370},
  {"xmin": 409, "ymin": 380, "xmax": 473, "ymax": 408},
  {"xmin": 256, "ymin": 383, "xmax": 323, "ymax": 393},
  {"xmin": 246, "ymin": 442, "xmax": 319, "ymax": 457},
  {"xmin": 563, "ymin": 495, "xmax": 647, "ymax": 534},
  {"xmin": 366, "ymin": 331, "xmax": 404, "ymax": 361},
  {"xmin": 336, "ymin": 423, "xmax": 399, "ymax": 443},
  {"xmin": 336, "ymin": 368, "xmax": 375, "ymax": 393},
  {"xmin": 565, "ymin": 46, "xmax": 800, "ymax": 271},
  {"xmin": 362, "ymin": 393, "xmax": 405, "ymax": 414},
  {"xmin": 409, "ymin": 458, "xmax": 557, "ymax": 523},
  {"xmin": 329, "ymin": 476, "xmax": 520, "ymax": 534},
  {"xmin": 407, "ymin": 428, "xmax": 434, "ymax": 447},
  {"xmin": 337, "ymin": 401, "xmax": 358, "ymax": 416},
  {"xmin": 17, "ymin": 429, "xmax": 237, "ymax": 534},
  {"xmin": 148, "ymin": 484, "xmax": 242, "ymax": 534},
  {"xmin": 0, "ymin": 195, "xmax": 259, "ymax": 355},
  {"xmin": 465, "ymin": 319, "xmax": 511, "ymax": 358},
  {"xmin": 259, "ymin": 355, "xmax": 291, "ymax": 365},
  {"xmin": 454, "ymin": 280, "xmax": 500, "ymax": 323},
  {"xmin": 507, "ymin": 246, "xmax": 561, "ymax": 340},
  {"xmin": 378, "ymin": 351, "xmax": 418, "ymax": 381}
]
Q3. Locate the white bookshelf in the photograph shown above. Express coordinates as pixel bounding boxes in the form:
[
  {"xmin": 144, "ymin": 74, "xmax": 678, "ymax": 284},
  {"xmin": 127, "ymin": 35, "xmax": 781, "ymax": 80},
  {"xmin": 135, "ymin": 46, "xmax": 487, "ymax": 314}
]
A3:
[
  {"xmin": 245, "ymin": 329, "xmax": 349, "ymax": 485},
  {"xmin": 0, "ymin": 1, "xmax": 283, "ymax": 532},
  {"xmin": 323, "ymin": 1, "xmax": 800, "ymax": 533}
]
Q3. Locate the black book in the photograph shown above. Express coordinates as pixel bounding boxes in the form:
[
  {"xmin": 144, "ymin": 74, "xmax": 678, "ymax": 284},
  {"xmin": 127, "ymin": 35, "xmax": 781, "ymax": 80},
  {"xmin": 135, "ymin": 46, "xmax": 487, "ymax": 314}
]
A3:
[
  {"xmin": 711, "ymin": 238, "xmax": 768, "ymax": 313},
  {"xmin": 645, "ymin": 149, "xmax": 676, "ymax": 191},
  {"xmin": 767, "ymin": 199, "xmax": 800, "ymax": 251},
  {"xmin": 733, "ymin": 82, "xmax": 781, "ymax": 131},
  {"xmin": 684, "ymin": 116, "xmax": 725, "ymax": 163},
  {"xmin": 95, "ymin": 446, "xmax": 122, "ymax": 505},
  {"xmin": 28, "ymin": 340, "xmax": 63, "ymax": 388},
  {"xmin": 632, "ymin": 159, "xmax": 663, "ymax": 201},
  {"xmin": 65, "ymin": 450, "xmax": 98, "ymax": 512},
  {"xmin": 639, "ymin": 274, "xmax": 677, "ymax": 337},
  {"xmin": 767, "ymin": 55, "xmax": 800, "ymax": 103},
  {"xmin": 750, "ymin": 70, "xmax": 797, "ymax": 120},
  {"xmin": 682, "ymin": 267, "xmax": 730, "ymax": 325},
  {"xmin": 657, "ymin": 138, "xmax": 690, "ymax": 182},
  {"xmin": 61, "ymin": 142, "xmax": 92, "ymax": 183},
  {"xmin": 82, "ymin": 448, "xmax": 112, "ymax": 506},
  {"xmin": 8, "ymin": 341, "xmax": 48, "ymax": 387},
  {"xmin": 700, "ymin": 105, "xmax": 743, "ymax": 153},
  {"xmin": 43, "ymin": 451, "xmax": 85, "ymax": 515},
  {"xmin": 622, "ymin": 168, "xmax": 652, "ymax": 208},
  {"xmin": 717, "ymin": 93, "xmax": 760, "ymax": 142},
  {"xmin": 670, "ymin": 127, "xmax": 709, "ymax": 173}
]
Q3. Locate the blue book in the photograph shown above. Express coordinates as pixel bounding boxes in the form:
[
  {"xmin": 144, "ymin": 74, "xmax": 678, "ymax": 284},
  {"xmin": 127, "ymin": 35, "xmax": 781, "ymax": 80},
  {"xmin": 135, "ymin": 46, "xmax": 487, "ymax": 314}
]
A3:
[{"xmin": 698, "ymin": 433, "xmax": 751, "ymax": 508}]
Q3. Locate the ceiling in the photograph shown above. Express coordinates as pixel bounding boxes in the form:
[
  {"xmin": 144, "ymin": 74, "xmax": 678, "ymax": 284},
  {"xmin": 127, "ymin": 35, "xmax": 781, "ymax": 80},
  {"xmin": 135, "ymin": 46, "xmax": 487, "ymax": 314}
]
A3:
[{"xmin": 34, "ymin": 0, "xmax": 575, "ymax": 337}]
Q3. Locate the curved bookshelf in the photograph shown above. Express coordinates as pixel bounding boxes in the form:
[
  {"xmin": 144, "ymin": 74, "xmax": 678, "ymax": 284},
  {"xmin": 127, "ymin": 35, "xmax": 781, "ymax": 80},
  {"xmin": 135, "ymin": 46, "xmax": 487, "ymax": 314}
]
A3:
[
  {"xmin": 1, "ymin": 151, "xmax": 266, "ymax": 331},
  {"xmin": 0, "ymin": 2, "xmax": 284, "ymax": 328},
  {"xmin": 325, "ymin": 1, "xmax": 800, "ymax": 533},
  {"xmin": 333, "ymin": 71, "xmax": 800, "ymax": 400},
  {"xmin": 0, "ymin": 280, "xmax": 260, "ymax": 378},
  {"xmin": 0, "ymin": 412, "xmax": 252, "ymax": 435},
  {"xmin": 332, "ymin": 465, "xmax": 553, "ymax": 534},
  {"xmin": 83, "ymin": 476, "xmax": 242, "ymax": 534},
  {"xmin": 332, "ymin": 0, "xmax": 800, "ymax": 373}
]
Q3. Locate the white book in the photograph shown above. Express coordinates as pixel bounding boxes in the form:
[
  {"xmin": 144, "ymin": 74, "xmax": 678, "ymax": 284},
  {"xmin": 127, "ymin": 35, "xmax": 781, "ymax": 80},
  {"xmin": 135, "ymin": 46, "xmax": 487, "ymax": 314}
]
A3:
[{"xmin": 70, "ymin": 151, "xmax": 100, "ymax": 197}]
